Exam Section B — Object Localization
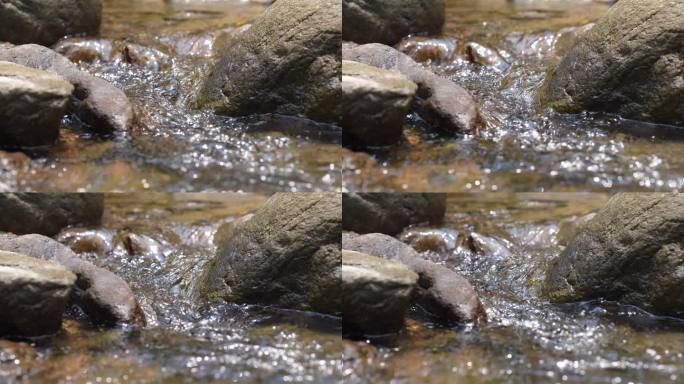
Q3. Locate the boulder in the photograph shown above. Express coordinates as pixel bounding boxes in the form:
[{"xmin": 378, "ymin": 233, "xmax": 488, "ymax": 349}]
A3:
[
  {"xmin": 342, "ymin": 250, "xmax": 417, "ymax": 335},
  {"xmin": 343, "ymin": 43, "xmax": 481, "ymax": 133},
  {"xmin": 342, "ymin": 0, "xmax": 445, "ymax": 46},
  {"xmin": 556, "ymin": 212, "xmax": 596, "ymax": 246},
  {"xmin": 542, "ymin": 0, "xmax": 684, "ymax": 126},
  {"xmin": 343, "ymin": 193, "xmax": 446, "ymax": 235},
  {"xmin": 0, "ymin": 250, "xmax": 76, "ymax": 337},
  {"xmin": 200, "ymin": 0, "xmax": 341, "ymax": 123},
  {"xmin": 0, "ymin": 61, "xmax": 73, "ymax": 147},
  {"xmin": 342, "ymin": 232, "xmax": 486, "ymax": 325},
  {"xmin": 342, "ymin": 60, "xmax": 417, "ymax": 146},
  {"xmin": 198, "ymin": 193, "xmax": 342, "ymax": 314},
  {"xmin": 544, "ymin": 193, "xmax": 684, "ymax": 316},
  {"xmin": 0, "ymin": 234, "xmax": 144, "ymax": 326},
  {"xmin": 0, "ymin": 193, "xmax": 104, "ymax": 236},
  {"xmin": 0, "ymin": 0, "xmax": 102, "ymax": 46},
  {"xmin": 0, "ymin": 43, "xmax": 134, "ymax": 133}
]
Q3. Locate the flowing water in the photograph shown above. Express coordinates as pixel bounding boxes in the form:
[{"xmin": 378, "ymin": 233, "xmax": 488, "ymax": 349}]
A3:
[
  {"xmin": 0, "ymin": 193, "xmax": 343, "ymax": 383},
  {"xmin": 2, "ymin": 194, "xmax": 683, "ymax": 383},
  {"xmin": 342, "ymin": 0, "xmax": 684, "ymax": 192},
  {"xmin": 343, "ymin": 193, "xmax": 684, "ymax": 383},
  {"xmin": 0, "ymin": 0, "xmax": 341, "ymax": 193}
]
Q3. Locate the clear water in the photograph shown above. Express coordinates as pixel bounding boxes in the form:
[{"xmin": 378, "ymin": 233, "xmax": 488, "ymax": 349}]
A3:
[
  {"xmin": 0, "ymin": 0, "xmax": 341, "ymax": 193},
  {"xmin": 342, "ymin": 0, "xmax": 684, "ymax": 193},
  {"xmin": 344, "ymin": 193, "xmax": 684, "ymax": 383},
  {"xmin": 0, "ymin": 193, "xmax": 343, "ymax": 383}
]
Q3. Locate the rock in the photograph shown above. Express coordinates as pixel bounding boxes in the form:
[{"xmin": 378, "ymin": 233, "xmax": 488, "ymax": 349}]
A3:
[
  {"xmin": 342, "ymin": 232, "xmax": 486, "ymax": 325},
  {"xmin": 556, "ymin": 212, "xmax": 596, "ymax": 246},
  {"xmin": 0, "ymin": 234, "xmax": 144, "ymax": 326},
  {"xmin": 343, "ymin": 43, "xmax": 482, "ymax": 133},
  {"xmin": 544, "ymin": 193, "xmax": 684, "ymax": 316},
  {"xmin": 0, "ymin": 44, "xmax": 135, "ymax": 133},
  {"xmin": 342, "ymin": 0, "xmax": 445, "ymax": 46},
  {"xmin": 0, "ymin": 61, "xmax": 73, "ymax": 147},
  {"xmin": 0, "ymin": 0, "xmax": 102, "ymax": 46},
  {"xmin": 397, "ymin": 36, "xmax": 458, "ymax": 64},
  {"xmin": 198, "ymin": 193, "xmax": 342, "ymax": 314},
  {"xmin": 200, "ymin": 0, "xmax": 341, "ymax": 123},
  {"xmin": 342, "ymin": 60, "xmax": 417, "ymax": 146},
  {"xmin": 541, "ymin": 0, "xmax": 684, "ymax": 126},
  {"xmin": 0, "ymin": 193, "xmax": 104, "ymax": 236},
  {"xmin": 0, "ymin": 250, "xmax": 76, "ymax": 337},
  {"xmin": 54, "ymin": 39, "xmax": 170, "ymax": 71},
  {"xmin": 343, "ymin": 193, "xmax": 446, "ymax": 236},
  {"xmin": 465, "ymin": 42, "xmax": 510, "ymax": 73},
  {"xmin": 399, "ymin": 227, "xmax": 460, "ymax": 254},
  {"xmin": 465, "ymin": 232, "xmax": 513, "ymax": 259},
  {"xmin": 342, "ymin": 250, "xmax": 417, "ymax": 335}
]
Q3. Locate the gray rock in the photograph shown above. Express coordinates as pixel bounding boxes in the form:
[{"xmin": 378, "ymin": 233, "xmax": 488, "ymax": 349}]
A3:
[
  {"xmin": 0, "ymin": 61, "xmax": 73, "ymax": 147},
  {"xmin": 544, "ymin": 193, "xmax": 684, "ymax": 316},
  {"xmin": 343, "ymin": 0, "xmax": 445, "ymax": 46},
  {"xmin": 200, "ymin": 0, "xmax": 341, "ymax": 123},
  {"xmin": 343, "ymin": 193, "xmax": 446, "ymax": 235},
  {"xmin": 0, "ymin": 250, "xmax": 76, "ymax": 337},
  {"xmin": 541, "ymin": 0, "xmax": 684, "ymax": 126},
  {"xmin": 556, "ymin": 212, "xmax": 596, "ymax": 246},
  {"xmin": 0, "ymin": 43, "xmax": 134, "ymax": 133},
  {"xmin": 198, "ymin": 193, "xmax": 342, "ymax": 314},
  {"xmin": 0, "ymin": 193, "xmax": 103, "ymax": 236},
  {"xmin": 342, "ymin": 232, "xmax": 486, "ymax": 325},
  {"xmin": 342, "ymin": 250, "xmax": 417, "ymax": 335},
  {"xmin": 0, "ymin": 0, "xmax": 102, "ymax": 47},
  {"xmin": 0, "ymin": 234, "xmax": 144, "ymax": 326},
  {"xmin": 343, "ymin": 60, "xmax": 417, "ymax": 146},
  {"xmin": 343, "ymin": 43, "xmax": 482, "ymax": 133}
]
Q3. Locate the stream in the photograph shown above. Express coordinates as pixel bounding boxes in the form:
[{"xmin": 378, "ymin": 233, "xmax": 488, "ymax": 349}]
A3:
[
  {"xmin": 342, "ymin": 0, "xmax": 684, "ymax": 193},
  {"xmin": 0, "ymin": 0, "xmax": 341, "ymax": 193}
]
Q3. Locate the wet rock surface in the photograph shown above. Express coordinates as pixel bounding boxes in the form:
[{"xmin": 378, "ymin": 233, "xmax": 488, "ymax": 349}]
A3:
[
  {"xmin": 0, "ymin": 61, "xmax": 73, "ymax": 147},
  {"xmin": 342, "ymin": 0, "xmax": 445, "ymax": 46},
  {"xmin": 342, "ymin": 232, "xmax": 486, "ymax": 325},
  {"xmin": 343, "ymin": 192, "xmax": 446, "ymax": 235},
  {"xmin": 342, "ymin": 250, "xmax": 417, "ymax": 336},
  {"xmin": 0, "ymin": 234, "xmax": 144, "ymax": 326},
  {"xmin": 0, "ymin": 193, "xmax": 103, "ymax": 236},
  {"xmin": 0, "ymin": 0, "xmax": 102, "ymax": 46},
  {"xmin": 545, "ymin": 193, "xmax": 684, "ymax": 316},
  {"xmin": 343, "ymin": 43, "xmax": 482, "ymax": 133},
  {"xmin": 201, "ymin": 0, "xmax": 342, "ymax": 123},
  {"xmin": 198, "ymin": 193, "xmax": 342, "ymax": 314},
  {"xmin": 342, "ymin": 60, "xmax": 417, "ymax": 146},
  {"xmin": 0, "ymin": 250, "xmax": 76, "ymax": 338},
  {"xmin": 542, "ymin": 0, "xmax": 684, "ymax": 126},
  {"xmin": 0, "ymin": 43, "xmax": 134, "ymax": 133}
]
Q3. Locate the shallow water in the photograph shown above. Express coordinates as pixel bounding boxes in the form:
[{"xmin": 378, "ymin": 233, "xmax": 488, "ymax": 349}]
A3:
[
  {"xmin": 0, "ymin": 193, "xmax": 343, "ymax": 383},
  {"xmin": 344, "ymin": 193, "xmax": 684, "ymax": 383},
  {"xmin": 0, "ymin": 0, "xmax": 341, "ymax": 193},
  {"xmin": 342, "ymin": 0, "xmax": 684, "ymax": 192}
]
